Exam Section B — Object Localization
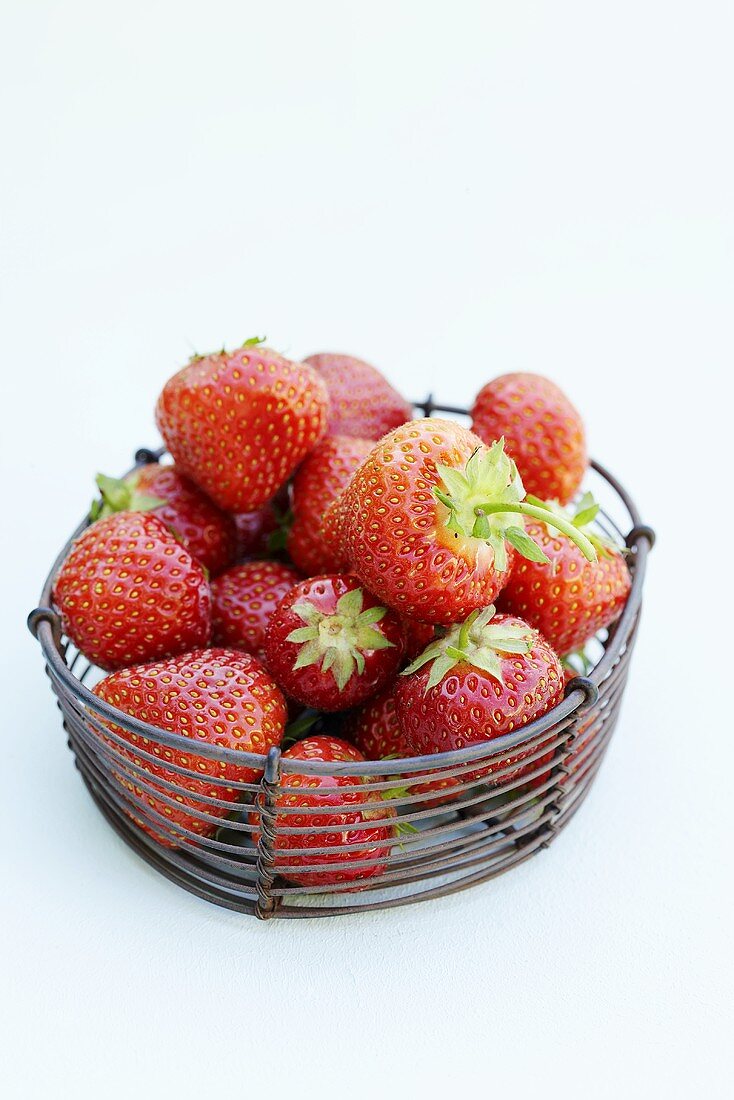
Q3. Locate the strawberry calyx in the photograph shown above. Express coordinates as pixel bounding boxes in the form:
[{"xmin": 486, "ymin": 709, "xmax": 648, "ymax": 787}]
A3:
[
  {"xmin": 187, "ymin": 337, "xmax": 266, "ymax": 364},
  {"xmin": 285, "ymin": 587, "xmax": 395, "ymax": 691},
  {"xmin": 433, "ymin": 438, "xmax": 597, "ymax": 568},
  {"xmin": 89, "ymin": 473, "xmax": 166, "ymax": 522},
  {"xmin": 401, "ymin": 604, "xmax": 534, "ymax": 691}
]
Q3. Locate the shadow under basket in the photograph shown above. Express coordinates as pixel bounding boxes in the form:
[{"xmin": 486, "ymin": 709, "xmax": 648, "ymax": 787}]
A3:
[{"xmin": 28, "ymin": 398, "xmax": 654, "ymax": 920}]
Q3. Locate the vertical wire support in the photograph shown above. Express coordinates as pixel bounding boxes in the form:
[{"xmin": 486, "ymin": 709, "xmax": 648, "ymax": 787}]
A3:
[
  {"xmin": 255, "ymin": 746, "xmax": 283, "ymax": 920},
  {"xmin": 538, "ymin": 677, "xmax": 599, "ymax": 850}
]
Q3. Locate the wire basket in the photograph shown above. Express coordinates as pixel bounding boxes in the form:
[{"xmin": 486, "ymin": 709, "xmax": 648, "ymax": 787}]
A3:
[{"xmin": 28, "ymin": 398, "xmax": 653, "ymax": 919}]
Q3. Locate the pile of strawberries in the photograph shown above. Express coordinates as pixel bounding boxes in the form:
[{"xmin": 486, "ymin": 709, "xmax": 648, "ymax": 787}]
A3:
[{"xmin": 51, "ymin": 341, "xmax": 631, "ymax": 889}]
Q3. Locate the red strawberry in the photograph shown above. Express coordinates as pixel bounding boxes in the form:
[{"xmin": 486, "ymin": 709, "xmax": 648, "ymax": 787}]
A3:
[
  {"xmin": 211, "ymin": 560, "xmax": 301, "ymax": 661},
  {"xmin": 303, "ymin": 352, "xmax": 412, "ymax": 439},
  {"xmin": 264, "ymin": 574, "xmax": 405, "ymax": 711},
  {"xmin": 340, "ymin": 419, "xmax": 597, "ymax": 625},
  {"xmin": 396, "ymin": 606, "xmax": 563, "ymax": 783},
  {"xmin": 343, "ymin": 686, "xmax": 461, "ymax": 807},
  {"xmin": 287, "ymin": 435, "xmax": 372, "ymax": 575},
  {"xmin": 53, "ymin": 512, "xmax": 211, "ymax": 671},
  {"xmin": 156, "ymin": 340, "xmax": 329, "ymax": 512},
  {"xmin": 400, "ymin": 617, "xmax": 436, "ymax": 661},
  {"xmin": 92, "ymin": 465, "xmax": 237, "ymax": 576},
  {"xmin": 250, "ymin": 735, "xmax": 396, "ymax": 888},
  {"xmin": 320, "ymin": 492, "xmax": 351, "ymax": 571},
  {"xmin": 471, "ymin": 372, "xmax": 586, "ymax": 504},
  {"xmin": 498, "ymin": 493, "xmax": 631, "ymax": 654},
  {"xmin": 94, "ymin": 648, "xmax": 287, "ymax": 847}
]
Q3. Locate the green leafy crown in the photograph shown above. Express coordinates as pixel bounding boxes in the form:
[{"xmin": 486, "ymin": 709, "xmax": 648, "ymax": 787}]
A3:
[
  {"xmin": 401, "ymin": 605, "xmax": 534, "ymax": 691},
  {"xmin": 285, "ymin": 586, "xmax": 394, "ymax": 692}
]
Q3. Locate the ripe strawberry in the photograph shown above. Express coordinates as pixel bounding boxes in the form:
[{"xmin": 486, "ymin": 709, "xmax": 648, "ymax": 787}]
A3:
[
  {"xmin": 343, "ymin": 686, "xmax": 461, "ymax": 807},
  {"xmin": 287, "ymin": 435, "xmax": 372, "ymax": 575},
  {"xmin": 53, "ymin": 512, "xmax": 211, "ymax": 671},
  {"xmin": 303, "ymin": 352, "xmax": 412, "ymax": 439},
  {"xmin": 498, "ymin": 493, "xmax": 631, "ymax": 654},
  {"xmin": 471, "ymin": 372, "xmax": 586, "ymax": 504},
  {"xmin": 211, "ymin": 560, "xmax": 301, "ymax": 661},
  {"xmin": 92, "ymin": 465, "xmax": 237, "ymax": 576},
  {"xmin": 400, "ymin": 617, "xmax": 436, "ymax": 661},
  {"xmin": 264, "ymin": 575, "xmax": 405, "ymax": 711},
  {"xmin": 94, "ymin": 648, "xmax": 287, "ymax": 847},
  {"xmin": 396, "ymin": 605, "xmax": 563, "ymax": 783},
  {"xmin": 156, "ymin": 340, "xmax": 329, "ymax": 512},
  {"xmin": 233, "ymin": 506, "xmax": 279, "ymax": 559},
  {"xmin": 320, "ymin": 492, "xmax": 351, "ymax": 571},
  {"xmin": 250, "ymin": 735, "xmax": 396, "ymax": 888},
  {"xmin": 340, "ymin": 419, "xmax": 597, "ymax": 625}
]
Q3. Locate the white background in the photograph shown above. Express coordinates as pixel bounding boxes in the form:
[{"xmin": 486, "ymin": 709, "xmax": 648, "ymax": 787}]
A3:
[{"xmin": 1, "ymin": 2, "xmax": 732, "ymax": 1097}]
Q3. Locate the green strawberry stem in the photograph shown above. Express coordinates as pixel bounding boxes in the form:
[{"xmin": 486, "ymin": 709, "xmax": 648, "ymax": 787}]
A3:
[
  {"xmin": 457, "ymin": 608, "xmax": 480, "ymax": 652},
  {"xmin": 526, "ymin": 491, "xmax": 618, "ymax": 560},
  {"xmin": 280, "ymin": 709, "xmax": 322, "ymax": 747},
  {"xmin": 474, "ymin": 501, "xmax": 597, "ymax": 562}
]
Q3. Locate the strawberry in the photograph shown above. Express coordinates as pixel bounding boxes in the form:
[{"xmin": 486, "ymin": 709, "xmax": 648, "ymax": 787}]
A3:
[
  {"xmin": 264, "ymin": 574, "xmax": 405, "ymax": 711},
  {"xmin": 250, "ymin": 735, "xmax": 396, "ymax": 888},
  {"xmin": 287, "ymin": 435, "xmax": 372, "ymax": 575},
  {"xmin": 233, "ymin": 506, "xmax": 279, "ymax": 559},
  {"xmin": 53, "ymin": 512, "xmax": 211, "ymax": 671},
  {"xmin": 91, "ymin": 465, "xmax": 237, "ymax": 576},
  {"xmin": 498, "ymin": 493, "xmax": 631, "ymax": 654},
  {"xmin": 471, "ymin": 372, "xmax": 586, "ymax": 504},
  {"xmin": 320, "ymin": 492, "xmax": 351, "ymax": 571},
  {"xmin": 94, "ymin": 648, "xmax": 287, "ymax": 847},
  {"xmin": 340, "ymin": 419, "xmax": 597, "ymax": 625},
  {"xmin": 400, "ymin": 617, "xmax": 436, "ymax": 661},
  {"xmin": 211, "ymin": 560, "xmax": 301, "ymax": 661},
  {"xmin": 155, "ymin": 340, "xmax": 329, "ymax": 512},
  {"xmin": 303, "ymin": 352, "xmax": 412, "ymax": 439},
  {"xmin": 343, "ymin": 686, "xmax": 461, "ymax": 807},
  {"xmin": 396, "ymin": 605, "xmax": 563, "ymax": 783}
]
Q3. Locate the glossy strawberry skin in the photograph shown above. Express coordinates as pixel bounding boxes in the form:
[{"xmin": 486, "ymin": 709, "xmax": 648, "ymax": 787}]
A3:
[
  {"xmin": 53, "ymin": 512, "xmax": 211, "ymax": 671},
  {"xmin": 341, "ymin": 419, "xmax": 515, "ymax": 624},
  {"xmin": 498, "ymin": 520, "xmax": 631, "ymax": 654},
  {"xmin": 93, "ymin": 648, "xmax": 287, "ymax": 847},
  {"xmin": 344, "ymin": 686, "xmax": 461, "ymax": 807},
  {"xmin": 131, "ymin": 463, "xmax": 237, "ymax": 576},
  {"xmin": 303, "ymin": 353, "xmax": 412, "ymax": 440},
  {"xmin": 471, "ymin": 373, "xmax": 586, "ymax": 504},
  {"xmin": 320, "ymin": 493, "xmax": 351, "ymax": 572},
  {"xmin": 264, "ymin": 575, "xmax": 406, "ymax": 711},
  {"xmin": 250, "ymin": 735, "xmax": 396, "ymax": 888},
  {"xmin": 155, "ymin": 345, "xmax": 329, "ymax": 512},
  {"xmin": 211, "ymin": 560, "xmax": 301, "ymax": 661},
  {"xmin": 401, "ymin": 617, "xmax": 436, "ymax": 662},
  {"xmin": 287, "ymin": 436, "xmax": 372, "ymax": 575},
  {"xmin": 233, "ymin": 506, "xmax": 278, "ymax": 559},
  {"xmin": 396, "ymin": 614, "xmax": 563, "ymax": 783}
]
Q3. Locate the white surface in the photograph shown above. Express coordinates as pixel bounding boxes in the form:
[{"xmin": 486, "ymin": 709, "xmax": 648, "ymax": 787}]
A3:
[{"xmin": 1, "ymin": 2, "xmax": 732, "ymax": 1096}]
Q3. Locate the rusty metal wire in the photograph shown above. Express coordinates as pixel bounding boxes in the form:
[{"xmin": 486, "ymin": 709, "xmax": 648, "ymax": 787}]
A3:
[{"xmin": 28, "ymin": 398, "xmax": 652, "ymax": 919}]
